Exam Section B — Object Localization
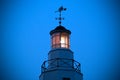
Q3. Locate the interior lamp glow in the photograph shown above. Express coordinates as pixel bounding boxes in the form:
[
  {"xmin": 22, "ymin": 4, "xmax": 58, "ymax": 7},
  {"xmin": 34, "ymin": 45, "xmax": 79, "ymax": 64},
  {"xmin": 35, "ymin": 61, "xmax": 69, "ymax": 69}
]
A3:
[
  {"xmin": 60, "ymin": 35, "xmax": 68, "ymax": 48},
  {"xmin": 60, "ymin": 36, "xmax": 65, "ymax": 44}
]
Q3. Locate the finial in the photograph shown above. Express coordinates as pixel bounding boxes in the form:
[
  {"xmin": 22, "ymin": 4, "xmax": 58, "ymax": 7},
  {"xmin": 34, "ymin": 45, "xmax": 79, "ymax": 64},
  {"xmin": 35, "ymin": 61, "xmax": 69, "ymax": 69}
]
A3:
[{"xmin": 55, "ymin": 6, "xmax": 67, "ymax": 26}]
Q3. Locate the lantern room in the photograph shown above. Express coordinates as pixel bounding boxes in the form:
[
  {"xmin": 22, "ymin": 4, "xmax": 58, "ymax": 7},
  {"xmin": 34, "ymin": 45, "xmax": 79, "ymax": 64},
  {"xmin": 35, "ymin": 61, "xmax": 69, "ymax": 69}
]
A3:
[{"xmin": 50, "ymin": 26, "xmax": 71, "ymax": 49}]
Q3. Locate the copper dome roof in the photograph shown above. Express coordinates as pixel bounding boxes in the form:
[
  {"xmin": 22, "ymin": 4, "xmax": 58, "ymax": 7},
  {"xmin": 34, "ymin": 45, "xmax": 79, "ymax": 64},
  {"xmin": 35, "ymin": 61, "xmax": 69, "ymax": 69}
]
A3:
[{"xmin": 50, "ymin": 26, "xmax": 71, "ymax": 35}]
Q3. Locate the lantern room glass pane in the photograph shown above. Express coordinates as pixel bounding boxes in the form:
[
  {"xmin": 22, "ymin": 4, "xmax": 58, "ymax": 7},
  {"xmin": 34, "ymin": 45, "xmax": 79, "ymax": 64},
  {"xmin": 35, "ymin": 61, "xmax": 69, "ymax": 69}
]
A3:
[
  {"xmin": 60, "ymin": 32, "xmax": 69, "ymax": 48},
  {"xmin": 51, "ymin": 33, "xmax": 60, "ymax": 48},
  {"xmin": 56, "ymin": 36, "xmax": 60, "ymax": 44},
  {"xmin": 52, "ymin": 37, "xmax": 55, "ymax": 45},
  {"xmin": 61, "ymin": 35, "xmax": 66, "ymax": 48}
]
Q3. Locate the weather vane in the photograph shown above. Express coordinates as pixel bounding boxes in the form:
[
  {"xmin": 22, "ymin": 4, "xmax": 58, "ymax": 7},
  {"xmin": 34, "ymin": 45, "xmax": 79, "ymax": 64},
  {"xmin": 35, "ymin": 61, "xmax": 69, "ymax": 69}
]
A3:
[{"xmin": 55, "ymin": 6, "xmax": 67, "ymax": 26}]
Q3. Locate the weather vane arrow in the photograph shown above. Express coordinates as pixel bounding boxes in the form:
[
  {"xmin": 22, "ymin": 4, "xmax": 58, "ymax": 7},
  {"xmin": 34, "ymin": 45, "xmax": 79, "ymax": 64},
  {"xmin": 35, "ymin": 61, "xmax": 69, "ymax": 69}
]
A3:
[
  {"xmin": 55, "ymin": 6, "xmax": 67, "ymax": 13},
  {"xmin": 55, "ymin": 6, "xmax": 67, "ymax": 26}
]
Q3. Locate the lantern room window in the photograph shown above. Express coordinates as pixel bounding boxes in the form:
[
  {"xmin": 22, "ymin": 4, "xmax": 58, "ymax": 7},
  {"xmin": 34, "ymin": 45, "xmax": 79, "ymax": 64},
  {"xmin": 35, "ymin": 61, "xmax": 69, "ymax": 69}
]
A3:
[{"xmin": 51, "ymin": 32, "xmax": 70, "ymax": 49}]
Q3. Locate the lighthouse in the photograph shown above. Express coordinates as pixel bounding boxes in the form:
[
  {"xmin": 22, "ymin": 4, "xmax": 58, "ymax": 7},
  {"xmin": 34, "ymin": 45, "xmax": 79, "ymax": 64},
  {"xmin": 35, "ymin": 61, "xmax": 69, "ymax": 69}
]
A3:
[{"xmin": 39, "ymin": 6, "xmax": 83, "ymax": 80}]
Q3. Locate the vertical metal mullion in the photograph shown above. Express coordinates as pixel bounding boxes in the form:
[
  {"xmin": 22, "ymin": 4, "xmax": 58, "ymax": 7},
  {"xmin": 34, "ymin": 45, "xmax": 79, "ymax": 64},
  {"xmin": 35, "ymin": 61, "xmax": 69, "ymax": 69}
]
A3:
[{"xmin": 60, "ymin": 32, "xmax": 62, "ymax": 48}]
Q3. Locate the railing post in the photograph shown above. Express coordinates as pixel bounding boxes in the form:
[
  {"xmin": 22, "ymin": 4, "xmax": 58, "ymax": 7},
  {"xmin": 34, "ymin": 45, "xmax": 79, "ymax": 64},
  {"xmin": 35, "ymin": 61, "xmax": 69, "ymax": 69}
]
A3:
[
  {"xmin": 56, "ymin": 58, "xmax": 59, "ymax": 67},
  {"xmin": 72, "ymin": 59, "xmax": 74, "ymax": 68}
]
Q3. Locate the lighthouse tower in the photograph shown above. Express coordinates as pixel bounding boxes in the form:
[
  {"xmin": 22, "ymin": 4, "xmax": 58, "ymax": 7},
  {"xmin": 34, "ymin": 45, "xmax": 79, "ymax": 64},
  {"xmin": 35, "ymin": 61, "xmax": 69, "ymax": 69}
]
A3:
[{"xmin": 39, "ymin": 6, "xmax": 83, "ymax": 80}]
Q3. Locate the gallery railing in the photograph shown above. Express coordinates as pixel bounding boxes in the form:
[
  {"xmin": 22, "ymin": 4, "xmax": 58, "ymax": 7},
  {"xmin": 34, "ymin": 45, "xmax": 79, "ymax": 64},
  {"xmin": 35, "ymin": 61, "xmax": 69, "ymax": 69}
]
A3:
[{"xmin": 41, "ymin": 58, "xmax": 81, "ymax": 73}]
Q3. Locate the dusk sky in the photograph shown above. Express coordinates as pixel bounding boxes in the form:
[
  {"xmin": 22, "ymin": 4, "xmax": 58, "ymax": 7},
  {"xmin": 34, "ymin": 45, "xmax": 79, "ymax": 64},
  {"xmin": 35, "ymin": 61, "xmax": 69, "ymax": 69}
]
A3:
[{"xmin": 1, "ymin": 0, "xmax": 119, "ymax": 80}]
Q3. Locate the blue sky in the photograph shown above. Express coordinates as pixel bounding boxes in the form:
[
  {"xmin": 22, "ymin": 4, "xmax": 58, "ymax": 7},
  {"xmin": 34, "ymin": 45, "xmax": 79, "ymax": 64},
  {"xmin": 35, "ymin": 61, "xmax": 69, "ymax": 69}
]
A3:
[{"xmin": 1, "ymin": 0, "xmax": 119, "ymax": 80}]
